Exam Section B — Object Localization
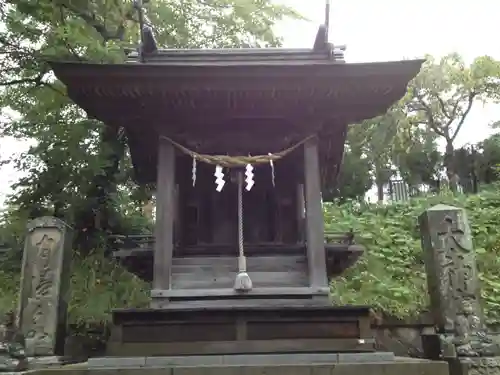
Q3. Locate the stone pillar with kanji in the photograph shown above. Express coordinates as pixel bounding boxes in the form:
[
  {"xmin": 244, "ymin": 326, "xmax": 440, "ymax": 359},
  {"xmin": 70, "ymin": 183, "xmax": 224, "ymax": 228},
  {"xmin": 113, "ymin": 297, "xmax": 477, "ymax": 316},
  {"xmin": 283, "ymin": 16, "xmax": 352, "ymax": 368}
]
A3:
[
  {"xmin": 17, "ymin": 217, "xmax": 73, "ymax": 358},
  {"xmin": 419, "ymin": 204, "xmax": 500, "ymax": 375}
]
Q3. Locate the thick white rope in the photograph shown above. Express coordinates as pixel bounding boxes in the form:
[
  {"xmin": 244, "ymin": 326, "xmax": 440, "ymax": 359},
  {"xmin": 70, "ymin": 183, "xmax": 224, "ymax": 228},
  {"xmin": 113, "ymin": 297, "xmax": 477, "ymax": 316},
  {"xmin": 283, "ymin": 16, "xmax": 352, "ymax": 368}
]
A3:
[
  {"xmin": 238, "ymin": 172, "xmax": 244, "ymax": 260},
  {"xmin": 234, "ymin": 171, "xmax": 252, "ymax": 291}
]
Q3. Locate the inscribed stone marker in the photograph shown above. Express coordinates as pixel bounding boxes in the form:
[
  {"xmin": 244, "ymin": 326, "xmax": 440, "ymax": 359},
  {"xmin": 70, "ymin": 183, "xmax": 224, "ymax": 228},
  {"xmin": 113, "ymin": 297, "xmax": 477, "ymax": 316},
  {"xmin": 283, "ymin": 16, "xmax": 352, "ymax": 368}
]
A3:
[
  {"xmin": 17, "ymin": 217, "xmax": 73, "ymax": 357},
  {"xmin": 419, "ymin": 204, "xmax": 499, "ymax": 360}
]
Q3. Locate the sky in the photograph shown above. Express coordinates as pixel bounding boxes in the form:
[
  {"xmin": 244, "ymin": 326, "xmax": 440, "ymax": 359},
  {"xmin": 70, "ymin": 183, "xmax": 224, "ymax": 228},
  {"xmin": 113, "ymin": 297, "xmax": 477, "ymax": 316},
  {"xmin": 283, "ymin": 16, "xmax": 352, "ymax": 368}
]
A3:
[
  {"xmin": 276, "ymin": 0, "xmax": 500, "ymax": 145},
  {"xmin": 0, "ymin": 0, "xmax": 499, "ymax": 204}
]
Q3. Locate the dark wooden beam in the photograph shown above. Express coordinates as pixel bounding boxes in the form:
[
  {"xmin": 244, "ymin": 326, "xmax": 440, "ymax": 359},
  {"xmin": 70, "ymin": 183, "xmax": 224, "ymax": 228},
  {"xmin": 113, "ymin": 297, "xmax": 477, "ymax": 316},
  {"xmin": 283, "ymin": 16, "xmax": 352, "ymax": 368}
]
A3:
[
  {"xmin": 152, "ymin": 137, "xmax": 176, "ymax": 297},
  {"xmin": 296, "ymin": 183, "xmax": 305, "ymax": 243},
  {"xmin": 150, "ymin": 287, "xmax": 329, "ymax": 299},
  {"xmin": 75, "ymin": 93, "xmax": 398, "ymax": 121},
  {"xmin": 303, "ymin": 136, "xmax": 329, "ymax": 293},
  {"xmin": 107, "ymin": 338, "xmax": 375, "ymax": 357}
]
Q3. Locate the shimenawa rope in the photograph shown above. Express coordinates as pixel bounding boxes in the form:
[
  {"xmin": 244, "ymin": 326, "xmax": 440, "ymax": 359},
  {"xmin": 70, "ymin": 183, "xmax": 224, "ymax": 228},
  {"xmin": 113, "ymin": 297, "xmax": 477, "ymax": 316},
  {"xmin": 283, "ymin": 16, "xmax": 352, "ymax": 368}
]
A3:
[
  {"xmin": 158, "ymin": 135, "xmax": 315, "ymax": 291},
  {"xmin": 159, "ymin": 134, "xmax": 314, "ymax": 168}
]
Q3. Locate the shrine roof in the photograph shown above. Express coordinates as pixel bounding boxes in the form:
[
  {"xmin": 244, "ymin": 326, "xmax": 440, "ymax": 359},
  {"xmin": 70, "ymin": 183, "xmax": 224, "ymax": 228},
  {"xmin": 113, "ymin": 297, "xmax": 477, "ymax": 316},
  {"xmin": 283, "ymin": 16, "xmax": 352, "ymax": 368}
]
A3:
[
  {"xmin": 49, "ymin": 49, "xmax": 423, "ymax": 185},
  {"xmin": 124, "ymin": 45, "xmax": 347, "ymax": 64}
]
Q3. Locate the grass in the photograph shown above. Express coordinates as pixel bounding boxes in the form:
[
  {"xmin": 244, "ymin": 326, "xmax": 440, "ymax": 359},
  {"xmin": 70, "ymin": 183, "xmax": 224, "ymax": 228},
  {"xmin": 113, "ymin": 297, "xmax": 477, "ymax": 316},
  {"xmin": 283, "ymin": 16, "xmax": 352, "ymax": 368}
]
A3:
[{"xmin": 0, "ymin": 250, "xmax": 150, "ymax": 326}]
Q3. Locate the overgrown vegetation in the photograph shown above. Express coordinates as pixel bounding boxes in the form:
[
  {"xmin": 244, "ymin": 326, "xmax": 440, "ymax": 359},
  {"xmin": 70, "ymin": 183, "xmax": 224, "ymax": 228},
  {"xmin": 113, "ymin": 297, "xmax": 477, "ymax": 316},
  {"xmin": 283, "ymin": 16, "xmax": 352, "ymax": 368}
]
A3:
[
  {"xmin": 0, "ymin": 250, "xmax": 150, "ymax": 324},
  {"xmin": 328, "ymin": 188, "xmax": 500, "ymax": 324},
  {"xmin": 334, "ymin": 54, "xmax": 500, "ymax": 202},
  {"xmin": 2, "ymin": 189, "xmax": 500, "ymax": 325},
  {"xmin": 0, "ymin": 0, "xmax": 301, "ymax": 254},
  {"xmin": 1, "ymin": 0, "xmax": 500, "ymax": 331}
]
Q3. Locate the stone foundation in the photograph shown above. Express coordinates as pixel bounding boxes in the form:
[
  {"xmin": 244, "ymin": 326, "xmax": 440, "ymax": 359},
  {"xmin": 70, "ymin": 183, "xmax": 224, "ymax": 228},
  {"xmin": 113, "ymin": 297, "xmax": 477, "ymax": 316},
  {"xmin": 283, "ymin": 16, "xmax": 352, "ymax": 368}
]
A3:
[
  {"xmin": 21, "ymin": 357, "xmax": 449, "ymax": 375},
  {"xmin": 449, "ymin": 357, "xmax": 500, "ymax": 375},
  {"xmin": 86, "ymin": 352, "xmax": 395, "ymax": 367}
]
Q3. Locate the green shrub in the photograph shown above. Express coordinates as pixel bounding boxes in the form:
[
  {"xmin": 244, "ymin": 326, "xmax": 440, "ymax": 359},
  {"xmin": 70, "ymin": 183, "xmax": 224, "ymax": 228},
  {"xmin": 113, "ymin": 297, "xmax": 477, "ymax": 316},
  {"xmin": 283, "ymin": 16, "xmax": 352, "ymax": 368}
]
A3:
[
  {"xmin": 0, "ymin": 251, "xmax": 150, "ymax": 325},
  {"xmin": 326, "ymin": 190, "xmax": 500, "ymax": 324},
  {"xmin": 68, "ymin": 251, "xmax": 150, "ymax": 324},
  {"xmin": 1, "ymin": 189, "xmax": 500, "ymax": 324}
]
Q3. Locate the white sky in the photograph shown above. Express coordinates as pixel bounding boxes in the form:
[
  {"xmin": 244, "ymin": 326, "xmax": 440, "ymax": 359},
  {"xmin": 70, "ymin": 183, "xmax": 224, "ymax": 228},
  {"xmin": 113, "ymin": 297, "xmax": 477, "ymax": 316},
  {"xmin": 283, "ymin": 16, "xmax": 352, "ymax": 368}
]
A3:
[
  {"xmin": 277, "ymin": 0, "xmax": 500, "ymax": 144},
  {"xmin": 1, "ymin": 0, "xmax": 499, "ymax": 204}
]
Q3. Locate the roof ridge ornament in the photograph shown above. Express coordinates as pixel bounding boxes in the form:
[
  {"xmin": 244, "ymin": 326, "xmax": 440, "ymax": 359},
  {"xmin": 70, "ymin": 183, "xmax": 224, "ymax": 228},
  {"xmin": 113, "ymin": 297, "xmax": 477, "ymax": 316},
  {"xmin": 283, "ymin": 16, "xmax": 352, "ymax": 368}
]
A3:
[
  {"xmin": 132, "ymin": 0, "xmax": 157, "ymax": 61},
  {"xmin": 312, "ymin": 0, "xmax": 330, "ymax": 52},
  {"xmin": 313, "ymin": 0, "xmax": 346, "ymax": 61},
  {"xmin": 324, "ymin": 0, "xmax": 331, "ymax": 42}
]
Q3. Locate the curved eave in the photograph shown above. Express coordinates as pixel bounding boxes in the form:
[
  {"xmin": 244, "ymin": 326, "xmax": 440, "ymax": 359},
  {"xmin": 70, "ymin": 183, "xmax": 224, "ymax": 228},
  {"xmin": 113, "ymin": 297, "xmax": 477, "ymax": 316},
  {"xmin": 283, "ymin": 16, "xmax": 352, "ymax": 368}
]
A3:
[
  {"xmin": 49, "ymin": 59, "xmax": 424, "ymax": 185},
  {"xmin": 50, "ymin": 60, "xmax": 423, "ymax": 98},
  {"xmin": 50, "ymin": 59, "xmax": 424, "ymax": 139},
  {"xmin": 50, "ymin": 59, "xmax": 423, "ymax": 122}
]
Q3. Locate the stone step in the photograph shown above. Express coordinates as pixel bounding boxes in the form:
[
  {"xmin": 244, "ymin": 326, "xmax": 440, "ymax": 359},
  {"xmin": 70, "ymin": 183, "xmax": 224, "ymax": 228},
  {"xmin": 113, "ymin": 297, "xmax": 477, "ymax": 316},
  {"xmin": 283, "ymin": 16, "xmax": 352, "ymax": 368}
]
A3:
[{"xmin": 87, "ymin": 352, "xmax": 396, "ymax": 368}]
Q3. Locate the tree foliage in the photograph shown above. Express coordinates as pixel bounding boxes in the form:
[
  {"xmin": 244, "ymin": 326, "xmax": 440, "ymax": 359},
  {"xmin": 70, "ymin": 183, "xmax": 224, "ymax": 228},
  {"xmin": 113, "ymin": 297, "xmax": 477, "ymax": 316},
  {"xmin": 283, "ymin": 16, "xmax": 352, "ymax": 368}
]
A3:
[
  {"xmin": 404, "ymin": 54, "xmax": 500, "ymax": 187},
  {"xmin": 475, "ymin": 133, "xmax": 500, "ymax": 184},
  {"xmin": 2, "ymin": 10, "xmax": 500, "ymax": 326},
  {"xmin": 332, "ymin": 146, "xmax": 372, "ymax": 203},
  {"xmin": 334, "ymin": 53, "xmax": 500, "ymax": 202},
  {"xmin": 345, "ymin": 107, "xmax": 408, "ymax": 202},
  {"xmin": 327, "ymin": 188, "xmax": 500, "ymax": 323},
  {"xmin": 3, "ymin": 189, "xmax": 500, "ymax": 324},
  {"xmin": 0, "ymin": 0, "xmax": 301, "ymax": 253}
]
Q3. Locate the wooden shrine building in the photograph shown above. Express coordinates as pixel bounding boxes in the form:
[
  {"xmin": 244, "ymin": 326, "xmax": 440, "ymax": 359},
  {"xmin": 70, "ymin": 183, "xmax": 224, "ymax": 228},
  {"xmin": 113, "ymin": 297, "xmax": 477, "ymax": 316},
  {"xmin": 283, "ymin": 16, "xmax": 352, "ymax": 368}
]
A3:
[{"xmin": 50, "ymin": 26, "xmax": 423, "ymax": 357}]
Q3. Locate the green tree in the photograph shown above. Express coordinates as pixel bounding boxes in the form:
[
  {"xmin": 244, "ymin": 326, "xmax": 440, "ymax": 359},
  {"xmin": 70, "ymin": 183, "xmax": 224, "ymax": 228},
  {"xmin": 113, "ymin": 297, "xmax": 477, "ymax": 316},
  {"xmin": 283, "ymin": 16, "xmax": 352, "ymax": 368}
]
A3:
[
  {"xmin": 346, "ymin": 106, "xmax": 412, "ymax": 202},
  {"xmin": 405, "ymin": 53, "xmax": 500, "ymax": 191},
  {"xmin": 392, "ymin": 126, "xmax": 441, "ymax": 194},
  {"xmin": 474, "ymin": 133, "xmax": 500, "ymax": 185},
  {"xmin": 0, "ymin": 0, "xmax": 301, "ymax": 253},
  {"xmin": 330, "ymin": 142, "xmax": 372, "ymax": 202}
]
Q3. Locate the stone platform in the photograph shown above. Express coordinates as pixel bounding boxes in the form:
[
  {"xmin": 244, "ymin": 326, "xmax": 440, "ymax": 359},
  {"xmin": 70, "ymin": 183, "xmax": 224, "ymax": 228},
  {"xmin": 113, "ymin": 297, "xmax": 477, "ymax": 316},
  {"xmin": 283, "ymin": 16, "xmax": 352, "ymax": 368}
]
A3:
[
  {"xmin": 15, "ymin": 356, "xmax": 450, "ymax": 375},
  {"xmin": 448, "ymin": 356, "xmax": 500, "ymax": 375},
  {"xmin": 87, "ymin": 352, "xmax": 396, "ymax": 367}
]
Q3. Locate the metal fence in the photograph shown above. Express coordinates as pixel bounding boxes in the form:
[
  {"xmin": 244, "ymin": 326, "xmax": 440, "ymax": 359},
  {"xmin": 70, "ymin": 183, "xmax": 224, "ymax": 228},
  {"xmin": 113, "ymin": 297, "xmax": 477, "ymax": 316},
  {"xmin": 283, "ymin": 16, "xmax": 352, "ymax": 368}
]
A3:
[{"xmin": 387, "ymin": 177, "xmax": 477, "ymax": 203}]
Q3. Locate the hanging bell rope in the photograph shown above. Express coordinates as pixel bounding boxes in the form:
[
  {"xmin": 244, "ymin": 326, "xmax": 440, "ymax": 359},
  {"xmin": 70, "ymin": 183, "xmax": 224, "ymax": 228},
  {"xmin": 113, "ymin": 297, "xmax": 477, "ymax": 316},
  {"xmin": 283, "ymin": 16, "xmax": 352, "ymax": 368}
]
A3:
[
  {"xmin": 157, "ymin": 134, "xmax": 316, "ymax": 291},
  {"xmin": 233, "ymin": 171, "xmax": 252, "ymax": 292},
  {"xmin": 159, "ymin": 134, "xmax": 315, "ymax": 168}
]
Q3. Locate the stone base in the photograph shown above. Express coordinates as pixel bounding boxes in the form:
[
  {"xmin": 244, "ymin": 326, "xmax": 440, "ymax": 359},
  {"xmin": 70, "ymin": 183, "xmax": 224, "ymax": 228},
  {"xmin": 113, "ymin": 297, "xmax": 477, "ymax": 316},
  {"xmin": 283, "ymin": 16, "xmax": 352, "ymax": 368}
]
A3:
[
  {"xmin": 28, "ymin": 356, "xmax": 81, "ymax": 370},
  {"xmin": 109, "ymin": 305, "xmax": 374, "ymax": 356},
  {"xmin": 0, "ymin": 355, "xmax": 28, "ymax": 373},
  {"xmin": 87, "ymin": 352, "xmax": 395, "ymax": 367},
  {"xmin": 9, "ymin": 357, "xmax": 450, "ymax": 375},
  {"xmin": 449, "ymin": 356, "xmax": 500, "ymax": 375}
]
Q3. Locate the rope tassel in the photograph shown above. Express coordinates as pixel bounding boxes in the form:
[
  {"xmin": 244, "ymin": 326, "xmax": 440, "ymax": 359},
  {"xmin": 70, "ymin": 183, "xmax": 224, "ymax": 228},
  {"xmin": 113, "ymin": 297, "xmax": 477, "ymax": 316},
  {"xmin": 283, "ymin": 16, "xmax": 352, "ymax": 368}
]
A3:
[{"xmin": 234, "ymin": 171, "xmax": 252, "ymax": 292}]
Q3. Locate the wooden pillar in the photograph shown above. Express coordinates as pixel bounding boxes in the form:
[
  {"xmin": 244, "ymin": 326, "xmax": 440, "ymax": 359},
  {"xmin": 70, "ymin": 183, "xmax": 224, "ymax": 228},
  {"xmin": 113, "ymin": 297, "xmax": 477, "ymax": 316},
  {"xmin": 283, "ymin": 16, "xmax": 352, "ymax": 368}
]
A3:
[
  {"xmin": 303, "ymin": 136, "xmax": 328, "ymax": 290},
  {"xmin": 296, "ymin": 183, "xmax": 305, "ymax": 243},
  {"xmin": 153, "ymin": 137, "xmax": 175, "ymax": 291},
  {"xmin": 173, "ymin": 184, "xmax": 180, "ymax": 246}
]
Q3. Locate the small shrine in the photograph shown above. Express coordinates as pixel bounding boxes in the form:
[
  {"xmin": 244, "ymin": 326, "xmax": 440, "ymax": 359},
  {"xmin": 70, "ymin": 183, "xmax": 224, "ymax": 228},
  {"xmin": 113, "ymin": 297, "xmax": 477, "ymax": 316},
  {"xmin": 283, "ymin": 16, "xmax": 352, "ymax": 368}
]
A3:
[{"xmin": 45, "ymin": 7, "xmax": 451, "ymax": 374}]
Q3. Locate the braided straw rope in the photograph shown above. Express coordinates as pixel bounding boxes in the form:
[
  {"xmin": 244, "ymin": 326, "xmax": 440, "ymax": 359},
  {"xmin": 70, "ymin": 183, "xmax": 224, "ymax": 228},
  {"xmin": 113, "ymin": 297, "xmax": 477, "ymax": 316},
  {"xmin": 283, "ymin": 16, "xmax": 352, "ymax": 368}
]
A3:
[
  {"xmin": 158, "ymin": 134, "xmax": 316, "ymax": 291},
  {"xmin": 160, "ymin": 134, "xmax": 315, "ymax": 168}
]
